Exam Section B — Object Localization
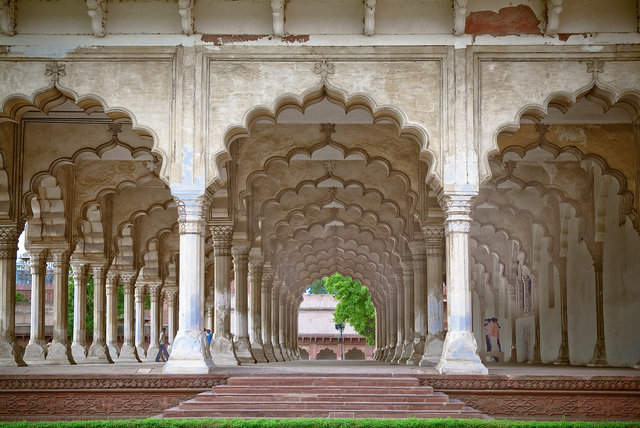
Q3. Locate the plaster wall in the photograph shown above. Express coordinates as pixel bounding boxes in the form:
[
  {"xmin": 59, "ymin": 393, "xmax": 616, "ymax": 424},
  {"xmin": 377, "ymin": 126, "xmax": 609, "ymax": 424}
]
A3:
[
  {"xmin": 515, "ymin": 314, "xmax": 535, "ymax": 362},
  {"xmin": 106, "ymin": 1, "xmax": 182, "ymax": 34},
  {"xmin": 374, "ymin": 0, "xmax": 453, "ymax": 35},
  {"xmin": 557, "ymin": 0, "xmax": 637, "ymax": 34},
  {"xmin": 16, "ymin": 0, "xmax": 92, "ymax": 35},
  {"xmin": 195, "ymin": 0, "xmax": 272, "ymax": 35}
]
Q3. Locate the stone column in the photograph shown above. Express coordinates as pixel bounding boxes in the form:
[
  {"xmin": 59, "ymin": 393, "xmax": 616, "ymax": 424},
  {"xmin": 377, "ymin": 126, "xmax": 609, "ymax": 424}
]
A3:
[
  {"xmin": 589, "ymin": 248, "xmax": 607, "ymax": 366},
  {"xmin": 278, "ymin": 291, "xmax": 287, "ymax": 360},
  {"xmin": 508, "ymin": 282, "xmax": 518, "ymax": 362},
  {"xmin": 164, "ymin": 289, "xmax": 178, "ymax": 347},
  {"xmin": 377, "ymin": 304, "xmax": 386, "ymax": 360},
  {"xmin": 408, "ymin": 240, "xmax": 427, "ymax": 365},
  {"xmin": 105, "ymin": 271, "xmax": 119, "ymax": 360},
  {"xmin": 118, "ymin": 273, "xmax": 140, "ymax": 362},
  {"xmin": 134, "ymin": 284, "xmax": 146, "ymax": 359},
  {"xmin": 232, "ymin": 243, "xmax": 255, "ymax": 364},
  {"xmin": 145, "ymin": 284, "xmax": 161, "ymax": 361},
  {"xmin": 554, "ymin": 258, "xmax": 570, "ymax": 364},
  {"xmin": 70, "ymin": 262, "xmax": 88, "ymax": 362},
  {"xmin": 209, "ymin": 225, "xmax": 238, "ymax": 365},
  {"xmin": 205, "ymin": 302, "xmax": 214, "ymax": 334},
  {"xmin": 421, "ymin": 224, "xmax": 445, "ymax": 367},
  {"xmin": 24, "ymin": 248, "xmax": 48, "ymax": 363},
  {"xmin": 248, "ymin": 256, "xmax": 267, "ymax": 362},
  {"xmin": 391, "ymin": 278, "xmax": 404, "ymax": 364},
  {"xmin": 385, "ymin": 292, "xmax": 397, "ymax": 362},
  {"xmin": 271, "ymin": 281, "xmax": 283, "ymax": 361},
  {"xmin": 0, "ymin": 225, "xmax": 24, "ymax": 366},
  {"xmin": 261, "ymin": 269, "xmax": 275, "ymax": 362},
  {"xmin": 386, "ymin": 299, "xmax": 394, "ymax": 359},
  {"xmin": 436, "ymin": 194, "xmax": 487, "ymax": 375},
  {"xmin": 86, "ymin": 264, "xmax": 111, "ymax": 363},
  {"xmin": 399, "ymin": 258, "xmax": 414, "ymax": 364},
  {"xmin": 46, "ymin": 248, "xmax": 73, "ymax": 364}
]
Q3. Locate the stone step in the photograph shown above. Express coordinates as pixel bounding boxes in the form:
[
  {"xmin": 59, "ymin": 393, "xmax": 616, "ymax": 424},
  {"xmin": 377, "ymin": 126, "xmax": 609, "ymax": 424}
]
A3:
[
  {"xmin": 210, "ymin": 385, "xmax": 435, "ymax": 396},
  {"xmin": 180, "ymin": 399, "xmax": 465, "ymax": 411},
  {"xmin": 227, "ymin": 376, "xmax": 420, "ymax": 387},
  {"xmin": 163, "ymin": 407, "xmax": 487, "ymax": 419},
  {"xmin": 196, "ymin": 391, "xmax": 449, "ymax": 403}
]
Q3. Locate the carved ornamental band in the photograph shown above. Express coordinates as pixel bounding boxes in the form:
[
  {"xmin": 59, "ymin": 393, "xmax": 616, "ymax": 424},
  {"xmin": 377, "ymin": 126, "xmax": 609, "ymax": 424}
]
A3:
[{"xmin": 179, "ymin": 219, "xmax": 207, "ymax": 235}]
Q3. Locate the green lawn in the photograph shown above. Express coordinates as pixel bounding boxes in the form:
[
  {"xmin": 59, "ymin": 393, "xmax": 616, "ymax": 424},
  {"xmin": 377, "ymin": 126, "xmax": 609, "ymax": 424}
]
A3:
[{"xmin": 1, "ymin": 419, "xmax": 639, "ymax": 428}]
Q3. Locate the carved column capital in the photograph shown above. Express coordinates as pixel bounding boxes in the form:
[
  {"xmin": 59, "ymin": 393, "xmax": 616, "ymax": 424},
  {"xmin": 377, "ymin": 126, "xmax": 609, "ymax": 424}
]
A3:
[
  {"xmin": 175, "ymin": 192, "xmax": 211, "ymax": 236},
  {"xmin": 50, "ymin": 248, "xmax": 70, "ymax": 268},
  {"xmin": 90, "ymin": 263, "xmax": 109, "ymax": 278},
  {"xmin": 134, "ymin": 284, "xmax": 146, "ymax": 298},
  {"xmin": 0, "ymin": 224, "xmax": 20, "ymax": 259},
  {"xmin": 164, "ymin": 289, "xmax": 178, "ymax": 304},
  {"xmin": 27, "ymin": 248, "xmax": 48, "ymax": 274},
  {"xmin": 423, "ymin": 224, "xmax": 445, "ymax": 247},
  {"xmin": 210, "ymin": 225, "xmax": 233, "ymax": 255},
  {"xmin": 148, "ymin": 284, "xmax": 161, "ymax": 297},
  {"xmin": 439, "ymin": 193, "xmax": 475, "ymax": 236}
]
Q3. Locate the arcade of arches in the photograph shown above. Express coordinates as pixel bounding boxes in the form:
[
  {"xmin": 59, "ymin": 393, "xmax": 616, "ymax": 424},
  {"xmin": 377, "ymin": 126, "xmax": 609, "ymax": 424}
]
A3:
[{"xmin": 1, "ymin": 1, "xmax": 640, "ymax": 376}]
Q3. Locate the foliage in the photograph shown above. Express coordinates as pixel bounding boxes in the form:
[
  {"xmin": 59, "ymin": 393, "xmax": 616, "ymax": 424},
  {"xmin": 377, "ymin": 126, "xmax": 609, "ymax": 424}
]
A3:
[
  {"xmin": 324, "ymin": 273, "xmax": 376, "ymax": 345},
  {"xmin": 2, "ymin": 418, "xmax": 638, "ymax": 428},
  {"xmin": 306, "ymin": 277, "xmax": 328, "ymax": 294},
  {"xmin": 15, "ymin": 292, "xmax": 28, "ymax": 303}
]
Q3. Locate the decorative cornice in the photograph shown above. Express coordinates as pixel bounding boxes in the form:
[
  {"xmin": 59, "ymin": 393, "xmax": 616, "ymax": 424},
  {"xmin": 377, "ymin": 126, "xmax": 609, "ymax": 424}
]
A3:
[
  {"xmin": 418, "ymin": 375, "xmax": 640, "ymax": 391},
  {"xmin": 0, "ymin": 376, "xmax": 228, "ymax": 390},
  {"xmin": 210, "ymin": 224, "xmax": 233, "ymax": 243}
]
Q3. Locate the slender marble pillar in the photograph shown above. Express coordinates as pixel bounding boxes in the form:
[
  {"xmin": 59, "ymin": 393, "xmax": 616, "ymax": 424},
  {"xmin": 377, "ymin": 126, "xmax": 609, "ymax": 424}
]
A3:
[
  {"xmin": 209, "ymin": 225, "xmax": 239, "ymax": 365},
  {"xmin": 271, "ymin": 281, "xmax": 283, "ymax": 361},
  {"xmin": 391, "ymin": 278, "xmax": 404, "ymax": 364},
  {"xmin": 386, "ymin": 299, "xmax": 394, "ymax": 359},
  {"xmin": 0, "ymin": 225, "xmax": 24, "ymax": 366},
  {"xmin": 46, "ymin": 249, "xmax": 73, "ymax": 364},
  {"xmin": 408, "ymin": 240, "xmax": 427, "ymax": 365},
  {"xmin": 24, "ymin": 249, "xmax": 48, "ymax": 363},
  {"xmin": 86, "ymin": 264, "xmax": 112, "ymax": 363},
  {"xmin": 248, "ymin": 256, "xmax": 267, "ymax": 362},
  {"xmin": 436, "ymin": 194, "xmax": 487, "ymax": 375},
  {"xmin": 105, "ymin": 271, "xmax": 119, "ymax": 360},
  {"xmin": 589, "ymin": 250, "xmax": 607, "ymax": 366},
  {"xmin": 118, "ymin": 273, "xmax": 140, "ymax": 362},
  {"xmin": 421, "ymin": 225, "xmax": 445, "ymax": 366},
  {"xmin": 134, "ymin": 284, "xmax": 146, "ymax": 359},
  {"xmin": 554, "ymin": 259, "xmax": 570, "ymax": 364},
  {"xmin": 165, "ymin": 289, "xmax": 178, "ymax": 347},
  {"xmin": 261, "ymin": 269, "xmax": 275, "ymax": 362},
  {"xmin": 70, "ymin": 262, "xmax": 88, "ymax": 362},
  {"xmin": 279, "ymin": 293, "xmax": 288, "ymax": 360},
  {"xmin": 232, "ymin": 243, "xmax": 255, "ymax": 364},
  {"xmin": 399, "ymin": 259, "xmax": 414, "ymax": 364},
  {"xmin": 385, "ymin": 292, "xmax": 397, "ymax": 362},
  {"xmin": 145, "ymin": 285, "xmax": 161, "ymax": 361}
]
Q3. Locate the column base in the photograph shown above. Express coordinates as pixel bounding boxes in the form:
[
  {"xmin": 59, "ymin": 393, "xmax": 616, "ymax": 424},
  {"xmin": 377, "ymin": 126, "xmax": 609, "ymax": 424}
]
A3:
[
  {"xmin": 419, "ymin": 333, "xmax": 444, "ymax": 367},
  {"xmin": 233, "ymin": 337, "xmax": 256, "ymax": 364},
  {"xmin": 398, "ymin": 341, "xmax": 413, "ymax": 365},
  {"xmin": 272, "ymin": 343, "xmax": 284, "ymax": 361},
  {"xmin": 553, "ymin": 341, "xmax": 570, "ymax": 365},
  {"xmin": 71, "ymin": 343, "xmax": 87, "ymax": 362},
  {"xmin": 164, "ymin": 329, "xmax": 215, "ymax": 374},
  {"xmin": 250, "ymin": 340, "xmax": 268, "ymax": 363},
  {"xmin": 263, "ymin": 342, "xmax": 276, "ymax": 362},
  {"xmin": 0, "ymin": 340, "xmax": 26, "ymax": 366},
  {"xmin": 587, "ymin": 341, "xmax": 607, "ymax": 367},
  {"xmin": 107, "ymin": 344, "xmax": 120, "ymax": 360},
  {"xmin": 145, "ymin": 346, "xmax": 160, "ymax": 362},
  {"xmin": 390, "ymin": 344, "xmax": 403, "ymax": 364},
  {"xmin": 23, "ymin": 341, "xmax": 47, "ymax": 364},
  {"xmin": 384, "ymin": 345, "xmax": 396, "ymax": 362},
  {"xmin": 373, "ymin": 348, "xmax": 380, "ymax": 360},
  {"xmin": 136, "ymin": 346, "xmax": 147, "ymax": 360},
  {"xmin": 211, "ymin": 334, "xmax": 239, "ymax": 366},
  {"xmin": 117, "ymin": 343, "xmax": 141, "ymax": 363},
  {"xmin": 407, "ymin": 337, "xmax": 426, "ymax": 365},
  {"xmin": 46, "ymin": 341, "xmax": 75, "ymax": 365},
  {"xmin": 83, "ymin": 342, "xmax": 113, "ymax": 364},
  {"xmin": 436, "ymin": 331, "xmax": 488, "ymax": 375},
  {"xmin": 379, "ymin": 346, "xmax": 387, "ymax": 361}
]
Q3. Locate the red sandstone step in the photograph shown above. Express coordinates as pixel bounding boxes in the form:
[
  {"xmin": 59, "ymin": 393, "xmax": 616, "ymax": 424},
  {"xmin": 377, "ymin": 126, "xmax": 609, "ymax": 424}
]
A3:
[
  {"xmin": 210, "ymin": 385, "xmax": 435, "ymax": 395},
  {"xmin": 227, "ymin": 376, "xmax": 419, "ymax": 387},
  {"xmin": 178, "ymin": 400, "xmax": 465, "ymax": 412},
  {"xmin": 163, "ymin": 408, "xmax": 486, "ymax": 419},
  {"xmin": 196, "ymin": 391, "xmax": 449, "ymax": 404}
]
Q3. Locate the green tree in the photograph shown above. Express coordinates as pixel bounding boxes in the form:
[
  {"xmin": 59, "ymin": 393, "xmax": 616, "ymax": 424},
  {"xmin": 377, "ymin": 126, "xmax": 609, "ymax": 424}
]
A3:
[
  {"xmin": 306, "ymin": 277, "xmax": 328, "ymax": 294},
  {"xmin": 323, "ymin": 272, "xmax": 376, "ymax": 345}
]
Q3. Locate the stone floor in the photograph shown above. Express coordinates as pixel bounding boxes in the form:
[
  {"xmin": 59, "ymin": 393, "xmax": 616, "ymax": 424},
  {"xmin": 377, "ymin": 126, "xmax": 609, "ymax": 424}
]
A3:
[{"xmin": 1, "ymin": 359, "xmax": 638, "ymax": 377}]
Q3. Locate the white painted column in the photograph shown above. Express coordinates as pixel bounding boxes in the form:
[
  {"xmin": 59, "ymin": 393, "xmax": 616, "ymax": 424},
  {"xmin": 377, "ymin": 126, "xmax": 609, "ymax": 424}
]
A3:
[
  {"xmin": 421, "ymin": 224, "xmax": 445, "ymax": 366},
  {"xmin": 436, "ymin": 194, "xmax": 487, "ymax": 375},
  {"xmin": 165, "ymin": 289, "xmax": 178, "ymax": 347},
  {"xmin": 261, "ymin": 268, "xmax": 275, "ymax": 362},
  {"xmin": 279, "ymin": 292, "xmax": 288, "ymax": 360},
  {"xmin": 209, "ymin": 224, "xmax": 238, "ymax": 366},
  {"xmin": 164, "ymin": 193, "xmax": 215, "ymax": 373},
  {"xmin": 46, "ymin": 248, "xmax": 73, "ymax": 364},
  {"xmin": 134, "ymin": 284, "xmax": 146, "ymax": 359},
  {"xmin": 248, "ymin": 255, "xmax": 267, "ymax": 363},
  {"xmin": 232, "ymin": 243, "xmax": 255, "ymax": 364},
  {"xmin": 271, "ymin": 280, "xmax": 283, "ymax": 361},
  {"xmin": 555, "ymin": 258, "xmax": 570, "ymax": 364},
  {"xmin": 391, "ymin": 278, "xmax": 404, "ymax": 364},
  {"xmin": 385, "ymin": 291, "xmax": 397, "ymax": 362},
  {"xmin": 24, "ymin": 248, "xmax": 47, "ymax": 363},
  {"xmin": 118, "ymin": 273, "xmax": 140, "ymax": 362},
  {"xmin": 0, "ymin": 225, "xmax": 24, "ymax": 366},
  {"xmin": 408, "ymin": 240, "xmax": 427, "ymax": 365},
  {"xmin": 105, "ymin": 271, "xmax": 119, "ymax": 360},
  {"xmin": 86, "ymin": 264, "xmax": 111, "ymax": 363},
  {"xmin": 145, "ymin": 284, "xmax": 161, "ymax": 361},
  {"xmin": 589, "ymin": 245, "xmax": 607, "ymax": 366},
  {"xmin": 399, "ymin": 259, "xmax": 414, "ymax": 364},
  {"xmin": 70, "ymin": 262, "xmax": 88, "ymax": 362}
]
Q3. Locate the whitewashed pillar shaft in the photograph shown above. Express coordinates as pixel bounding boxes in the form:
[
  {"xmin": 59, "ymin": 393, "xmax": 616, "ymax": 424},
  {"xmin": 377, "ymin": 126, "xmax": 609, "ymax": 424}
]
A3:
[
  {"xmin": 24, "ymin": 249, "xmax": 47, "ymax": 362},
  {"xmin": 118, "ymin": 273, "xmax": 139, "ymax": 362},
  {"xmin": 86, "ymin": 264, "xmax": 111, "ymax": 362},
  {"xmin": 71, "ymin": 263, "xmax": 88, "ymax": 361},
  {"xmin": 134, "ymin": 284, "xmax": 146, "ymax": 358},
  {"xmin": 47, "ymin": 249, "xmax": 73, "ymax": 364},
  {"xmin": 0, "ymin": 225, "xmax": 23, "ymax": 366},
  {"xmin": 420, "ymin": 225, "xmax": 445, "ymax": 367},
  {"xmin": 105, "ymin": 272, "xmax": 119, "ymax": 359}
]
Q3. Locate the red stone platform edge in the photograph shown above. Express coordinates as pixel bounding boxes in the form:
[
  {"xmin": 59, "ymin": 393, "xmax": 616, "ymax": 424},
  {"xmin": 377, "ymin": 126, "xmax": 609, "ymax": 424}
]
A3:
[{"xmin": 417, "ymin": 375, "xmax": 640, "ymax": 421}]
